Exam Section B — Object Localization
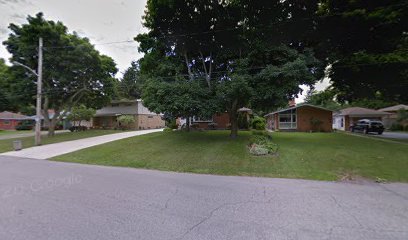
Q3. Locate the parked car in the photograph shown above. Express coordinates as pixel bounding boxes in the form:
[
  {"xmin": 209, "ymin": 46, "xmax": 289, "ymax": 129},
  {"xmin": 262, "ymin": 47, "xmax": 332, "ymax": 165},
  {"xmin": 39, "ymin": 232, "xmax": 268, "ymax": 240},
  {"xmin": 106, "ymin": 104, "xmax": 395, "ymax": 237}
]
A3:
[{"xmin": 350, "ymin": 119, "xmax": 385, "ymax": 134}]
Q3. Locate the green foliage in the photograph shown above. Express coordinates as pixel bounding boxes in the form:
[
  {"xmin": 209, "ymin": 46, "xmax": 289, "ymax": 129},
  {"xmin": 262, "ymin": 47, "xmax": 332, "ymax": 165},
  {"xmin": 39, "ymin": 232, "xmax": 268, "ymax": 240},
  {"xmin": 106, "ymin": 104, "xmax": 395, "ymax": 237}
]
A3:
[
  {"xmin": 237, "ymin": 113, "xmax": 249, "ymax": 129},
  {"xmin": 166, "ymin": 119, "xmax": 178, "ymax": 129},
  {"xmin": 396, "ymin": 109, "xmax": 408, "ymax": 123},
  {"xmin": 3, "ymin": 13, "xmax": 118, "ymax": 134},
  {"xmin": 119, "ymin": 61, "xmax": 143, "ymax": 99},
  {"xmin": 305, "ymin": 88, "xmax": 341, "ymax": 110},
  {"xmin": 67, "ymin": 105, "xmax": 96, "ymax": 126},
  {"xmin": 390, "ymin": 123, "xmax": 404, "ymax": 131},
  {"xmin": 136, "ymin": 1, "xmax": 324, "ymax": 137},
  {"xmin": 0, "ymin": 59, "xmax": 12, "ymax": 111},
  {"xmin": 317, "ymin": 1, "xmax": 408, "ymax": 103},
  {"xmin": 117, "ymin": 115, "xmax": 135, "ymax": 128},
  {"xmin": 310, "ymin": 117, "xmax": 323, "ymax": 132},
  {"xmin": 249, "ymin": 131, "xmax": 278, "ymax": 155},
  {"xmin": 163, "ymin": 128, "xmax": 174, "ymax": 133},
  {"xmin": 251, "ymin": 116, "xmax": 266, "ymax": 130}
]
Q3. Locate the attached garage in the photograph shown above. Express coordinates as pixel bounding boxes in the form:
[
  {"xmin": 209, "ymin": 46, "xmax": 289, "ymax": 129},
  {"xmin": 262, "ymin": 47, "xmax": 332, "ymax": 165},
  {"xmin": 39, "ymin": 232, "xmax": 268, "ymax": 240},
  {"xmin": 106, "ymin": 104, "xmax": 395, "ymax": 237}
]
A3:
[{"xmin": 332, "ymin": 107, "xmax": 390, "ymax": 131}]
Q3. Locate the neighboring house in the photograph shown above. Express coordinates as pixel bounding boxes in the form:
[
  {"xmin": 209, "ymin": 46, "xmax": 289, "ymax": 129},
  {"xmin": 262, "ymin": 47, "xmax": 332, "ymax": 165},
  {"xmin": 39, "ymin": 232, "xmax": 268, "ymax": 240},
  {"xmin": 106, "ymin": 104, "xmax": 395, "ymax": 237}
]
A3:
[
  {"xmin": 0, "ymin": 111, "xmax": 32, "ymax": 130},
  {"xmin": 177, "ymin": 108, "xmax": 253, "ymax": 130},
  {"xmin": 378, "ymin": 104, "xmax": 408, "ymax": 128},
  {"xmin": 93, "ymin": 99, "xmax": 165, "ymax": 130},
  {"xmin": 265, "ymin": 104, "xmax": 333, "ymax": 132},
  {"xmin": 177, "ymin": 113, "xmax": 231, "ymax": 129},
  {"xmin": 332, "ymin": 107, "xmax": 390, "ymax": 131},
  {"xmin": 31, "ymin": 109, "xmax": 68, "ymax": 130}
]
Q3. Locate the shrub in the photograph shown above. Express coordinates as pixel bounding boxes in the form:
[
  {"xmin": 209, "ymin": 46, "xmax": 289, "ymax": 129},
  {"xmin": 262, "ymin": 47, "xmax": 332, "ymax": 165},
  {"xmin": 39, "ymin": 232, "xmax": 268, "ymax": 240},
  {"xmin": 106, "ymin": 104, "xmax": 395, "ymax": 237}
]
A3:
[
  {"xmin": 251, "ymin": 116, "xmax": 266, "ymax": 130},
  {"xmin": 249, "ymin": 130, "xmax": 278, "ymax": 155},
  {"xmin": 237, "ymin": 113, "xmax": 249, "ymax": 129},
  {"xmin": 191, "ymin": 123, "xmax": 200, "ymax": 129},
  {"xmin": 208, "ymin": 122, "xmax": 218, "ymax": 129},
  {"xmin": 310, "ymin": 117, "xmax": 323, "ymax": 132},
  {"xmin": 404, "ymin": 125, "xmax": 408, "ymax": 132},
  {"xmin": 15, "ymin": 124, "xmax": 34, "ymax": 131},
  {"xmin": 117, "ymin": 115, "xmax": 135, "ymax": 129},
  {"xmin": 390, "ymin": 123, "xmax": 403, "ymax": 131},
  {"xmin": 163, "ymin": 128, "xmax": 173, "ymax": 132},
  {"xmin": 69, "ymin": 126, "xmax": 88, "ymax": 132},
  {"xmin": 249, "ymin": 144, "xmax": 269, "ymax": 155},
  {"xmin": 167, "ymin": 119, "xmax": 178, "ymax": 129}
]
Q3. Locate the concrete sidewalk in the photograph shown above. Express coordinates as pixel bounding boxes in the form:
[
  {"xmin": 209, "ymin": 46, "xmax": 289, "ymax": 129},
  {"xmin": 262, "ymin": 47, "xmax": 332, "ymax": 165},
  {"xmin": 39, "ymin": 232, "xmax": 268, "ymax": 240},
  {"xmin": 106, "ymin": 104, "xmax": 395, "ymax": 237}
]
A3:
[{"xmin": 0, "ymin": 129, "xmax": 163, "ymax": 159}]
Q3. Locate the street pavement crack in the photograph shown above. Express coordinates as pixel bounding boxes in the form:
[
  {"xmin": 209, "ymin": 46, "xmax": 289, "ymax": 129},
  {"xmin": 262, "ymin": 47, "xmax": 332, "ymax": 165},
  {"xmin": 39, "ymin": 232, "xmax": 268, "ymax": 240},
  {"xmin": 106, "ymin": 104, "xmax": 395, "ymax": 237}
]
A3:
[{"xmin": 177, "ymin": 191, "xmax": 278, "ymax": 240}]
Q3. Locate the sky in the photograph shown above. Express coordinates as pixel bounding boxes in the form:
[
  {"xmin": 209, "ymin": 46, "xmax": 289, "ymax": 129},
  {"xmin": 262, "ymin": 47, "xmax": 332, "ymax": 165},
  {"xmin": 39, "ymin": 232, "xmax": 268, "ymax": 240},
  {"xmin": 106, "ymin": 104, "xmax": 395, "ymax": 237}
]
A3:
[{"xmin": 0, "ymin": 0, "xmax": 329, "ymax": 102}]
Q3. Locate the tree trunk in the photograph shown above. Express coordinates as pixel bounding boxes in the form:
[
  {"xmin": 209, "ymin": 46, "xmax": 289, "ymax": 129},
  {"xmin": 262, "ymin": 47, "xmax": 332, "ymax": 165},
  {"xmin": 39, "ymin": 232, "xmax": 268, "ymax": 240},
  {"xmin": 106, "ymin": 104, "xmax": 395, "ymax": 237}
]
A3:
[
  {"xmin": 229, "ymin": 99, "xmax": 239, "ymax": 138},
  {"xmin": 186, "ymin": 116, "xmax": 191, "ymax": 132},
  {"xmin": 48, "ymin": 111, "xmax": 60, "ymax": 137},
  {"xmin": 48, "ymin": 123, "xmax": 56, "ymax": 137}
]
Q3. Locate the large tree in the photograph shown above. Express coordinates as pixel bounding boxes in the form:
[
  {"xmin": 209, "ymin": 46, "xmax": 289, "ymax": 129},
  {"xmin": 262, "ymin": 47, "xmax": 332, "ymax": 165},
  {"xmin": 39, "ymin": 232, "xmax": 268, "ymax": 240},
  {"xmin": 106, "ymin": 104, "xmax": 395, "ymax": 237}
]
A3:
[
  {"xmin": 118, "ymin": 61, "xmax": 144, "ymax": 99},
  {"xmin": 137, "ymin": 0, "xmax": 324, "ymax": 137},
  {"xmin": 315, "ymin": 0, "xmax": 408, "ymax": 103},
  {"xmin": 0, "ymin": 59, "xmax": 11, "ymax": 111},
  {"xmin": 3, "ymin": 13, "xmax": 118, "ymax": 135}
]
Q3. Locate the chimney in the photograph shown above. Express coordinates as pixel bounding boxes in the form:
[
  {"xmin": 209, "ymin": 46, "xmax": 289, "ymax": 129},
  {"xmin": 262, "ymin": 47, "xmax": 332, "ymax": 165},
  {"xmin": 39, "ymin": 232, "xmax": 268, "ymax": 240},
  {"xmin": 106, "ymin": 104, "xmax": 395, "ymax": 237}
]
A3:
[{"xmin": 288, "ymin": 99, "xmax": 296, "ymax": 107}]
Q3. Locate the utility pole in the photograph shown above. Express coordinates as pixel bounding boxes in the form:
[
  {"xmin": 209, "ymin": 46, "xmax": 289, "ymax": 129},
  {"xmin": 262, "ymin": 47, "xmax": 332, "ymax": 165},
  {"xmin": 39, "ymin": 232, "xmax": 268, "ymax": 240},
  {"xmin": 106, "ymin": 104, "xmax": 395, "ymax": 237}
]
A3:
[
  {"xmin": 13, "ymin": 37, "xmax": 43, "ymax": 146},
  {"xmin": 35, "ymin": 37, "xmax": 43, "ymax": 146}
]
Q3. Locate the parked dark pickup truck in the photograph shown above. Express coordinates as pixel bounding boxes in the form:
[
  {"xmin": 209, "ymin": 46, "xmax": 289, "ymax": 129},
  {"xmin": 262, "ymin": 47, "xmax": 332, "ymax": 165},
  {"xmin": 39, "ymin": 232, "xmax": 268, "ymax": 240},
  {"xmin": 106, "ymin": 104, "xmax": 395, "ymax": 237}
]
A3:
[{"xmin": 350, "ymin": 119, "xmax": 385, "ymax": 135}]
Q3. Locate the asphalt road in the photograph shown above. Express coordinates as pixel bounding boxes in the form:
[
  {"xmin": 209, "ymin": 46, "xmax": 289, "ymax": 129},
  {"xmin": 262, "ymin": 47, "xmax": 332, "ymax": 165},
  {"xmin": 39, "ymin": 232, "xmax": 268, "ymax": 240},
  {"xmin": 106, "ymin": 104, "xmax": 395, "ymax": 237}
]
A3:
[{"xmin": 0, "ymin": 156, "xmax": 407, "ymax": 240}]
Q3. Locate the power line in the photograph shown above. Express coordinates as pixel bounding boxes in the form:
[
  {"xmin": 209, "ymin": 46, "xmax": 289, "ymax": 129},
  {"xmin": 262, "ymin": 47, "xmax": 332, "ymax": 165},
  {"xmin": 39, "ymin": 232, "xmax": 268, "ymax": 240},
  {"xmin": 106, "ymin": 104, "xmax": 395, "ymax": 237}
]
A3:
[
  {"xmin": 4, "ymin": 59, "xmax": 408, "ymax": 100},
  {"xmin": 40, "ymin": 2, "xmax": 408, "ymax": 50}
]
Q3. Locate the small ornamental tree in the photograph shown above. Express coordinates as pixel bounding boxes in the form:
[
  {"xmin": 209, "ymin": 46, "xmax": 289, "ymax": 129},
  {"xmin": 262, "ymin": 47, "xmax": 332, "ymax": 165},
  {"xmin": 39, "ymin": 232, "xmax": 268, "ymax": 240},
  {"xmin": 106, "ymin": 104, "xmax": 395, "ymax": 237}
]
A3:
[
  {"xmin": 67, "ymin": 105, "xmax": 96, "ymax": 127},
  {"xmin": 117, "ymin": 115, "xmax": 135, "ymax": 130}
]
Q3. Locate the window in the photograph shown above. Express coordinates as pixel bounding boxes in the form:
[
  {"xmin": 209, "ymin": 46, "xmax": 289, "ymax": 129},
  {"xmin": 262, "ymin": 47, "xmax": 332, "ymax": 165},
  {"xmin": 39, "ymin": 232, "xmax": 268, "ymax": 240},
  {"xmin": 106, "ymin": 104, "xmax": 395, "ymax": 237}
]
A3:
[
  {"xmin": 278, "ymin": 109, "xmax": 296, "ymax": 129},
  {"xmin": 111, "ymin": 103, "xmax": 119, "ymax": 107},
  {"xmin": 3, "ymin": 120, "xmax": 11, "ymax": 125},
  {"xmin": 192, "ymin": 116, "xmax": 213, "ymax": 122},
  {"xmin": 148, "ymin": 116, "xmax": 153, "ymax": 119}
]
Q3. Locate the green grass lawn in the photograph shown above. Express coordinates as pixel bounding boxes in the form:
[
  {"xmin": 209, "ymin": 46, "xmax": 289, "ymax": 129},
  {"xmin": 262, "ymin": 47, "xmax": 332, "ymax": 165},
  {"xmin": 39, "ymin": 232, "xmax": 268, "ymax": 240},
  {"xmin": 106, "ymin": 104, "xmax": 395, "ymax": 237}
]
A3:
[
  {"xmin": 52, "ymin": 131, "xmax": 408, "ymax": 182},
  {"xmin": 0, "ymin": 130, "xmax": 124, "ymax": 153},
  {"xmin": 0, "ymin": 130, "xmax": 32, "ymax": 136}
]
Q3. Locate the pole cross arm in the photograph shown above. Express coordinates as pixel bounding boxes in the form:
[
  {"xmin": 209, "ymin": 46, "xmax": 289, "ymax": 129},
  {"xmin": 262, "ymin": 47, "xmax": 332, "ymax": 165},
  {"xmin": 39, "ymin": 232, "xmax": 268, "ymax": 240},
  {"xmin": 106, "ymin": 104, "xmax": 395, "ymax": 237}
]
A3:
[{"xmin": 13, "ymin": 61, "xmax": 39, "ymax": 77}]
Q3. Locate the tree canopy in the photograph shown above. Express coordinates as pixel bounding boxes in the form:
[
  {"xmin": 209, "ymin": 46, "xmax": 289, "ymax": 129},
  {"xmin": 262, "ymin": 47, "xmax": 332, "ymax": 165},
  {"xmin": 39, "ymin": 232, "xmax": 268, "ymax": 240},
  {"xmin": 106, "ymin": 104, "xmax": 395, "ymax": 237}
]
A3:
[
  {"xmin": 316, "ymin": 0, "xmax": 408, "ymax": 103},
  {"xmin": 3, "ymin": 13, "xmax": 118, "ymax": 135},
  {"xmin": 136, "ymin": 0, "xmax": 324, "ymax": 137},
  {"xmin": 118, "ymin": 61, "xmax": 144, "ymax": 100}
]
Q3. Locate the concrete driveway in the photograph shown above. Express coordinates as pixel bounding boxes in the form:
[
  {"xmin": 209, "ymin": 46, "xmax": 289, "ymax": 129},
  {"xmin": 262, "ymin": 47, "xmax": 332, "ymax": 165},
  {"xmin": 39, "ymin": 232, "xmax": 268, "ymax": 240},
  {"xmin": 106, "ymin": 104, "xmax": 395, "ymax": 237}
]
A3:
[
  {"xmin": 375, "ymin": 132, "xmax": 408, "ymax": 140},
  {"xmin": 0, "ymin": 129, "xmax": 163, "ymax": 159},
  {"xmin": 0, "ymin": 156, "xmax": 407, "ymax": 240}
]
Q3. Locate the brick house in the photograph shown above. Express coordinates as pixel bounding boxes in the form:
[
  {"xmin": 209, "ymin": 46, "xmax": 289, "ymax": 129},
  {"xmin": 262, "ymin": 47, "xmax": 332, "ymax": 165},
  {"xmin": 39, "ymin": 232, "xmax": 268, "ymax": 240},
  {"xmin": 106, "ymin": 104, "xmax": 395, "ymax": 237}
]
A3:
[
  {"xmin": 177, "ymin": 113, "xmax": 230, "ymax": 129},
  {"xmin": 332, "ymin": 107, "xmax": 390, "ymax": 131},
  {"xmin": 265, "ymin": 104, "xmax": 333, "ymax": 132},
  {"xmin": 92, "ymin": 99, "xmax": 165, "ymax": 130},
  {"xmin": 377, "ymin": 104, "xmax": 408, "ymax": 129},
  {"xmin": 0, "ymin": 111, "xmax": 33, "ymax": 130}
]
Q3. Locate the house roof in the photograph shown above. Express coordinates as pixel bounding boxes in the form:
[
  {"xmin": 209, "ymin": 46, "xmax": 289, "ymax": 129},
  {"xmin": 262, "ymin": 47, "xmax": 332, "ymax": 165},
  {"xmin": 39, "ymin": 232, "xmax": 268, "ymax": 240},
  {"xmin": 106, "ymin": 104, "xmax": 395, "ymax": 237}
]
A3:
[
  {"xmin": 0, "ymin": 111, "xmax": 31, "ymax": 120},
  {"xmin": 378, "ymin": 104, "xmax": 408, "ymax": 112},
  {"xmin": 237, "ymin": 107, "xmax": 252, "ymax": 113},
  {"xmin": 265, "ymin": 103, "xmax": 332, "ymax": 117},
  {"xmin": 95, "ymin": 106, "xmax": 138, "ymax": 117},
  {"xmin": 334, "ymin": 107, "xmax": 390, "ymax": 117},
  {"xmin": 110, "ymin": 99, "xmax": 140, "ymax": 104}
]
